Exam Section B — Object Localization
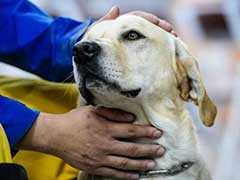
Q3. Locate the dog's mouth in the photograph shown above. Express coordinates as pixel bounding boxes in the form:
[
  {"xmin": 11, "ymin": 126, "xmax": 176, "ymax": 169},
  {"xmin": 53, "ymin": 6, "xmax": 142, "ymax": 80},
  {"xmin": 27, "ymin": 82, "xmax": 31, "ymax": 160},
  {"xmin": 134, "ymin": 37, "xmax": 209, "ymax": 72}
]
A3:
[
  {"xmin": 80, "ymin": 72, "xmax": 141, "ymax": 104},
  {"xmin": 120, "ymin": 89, "xmax": 142, "ymax": 98}
]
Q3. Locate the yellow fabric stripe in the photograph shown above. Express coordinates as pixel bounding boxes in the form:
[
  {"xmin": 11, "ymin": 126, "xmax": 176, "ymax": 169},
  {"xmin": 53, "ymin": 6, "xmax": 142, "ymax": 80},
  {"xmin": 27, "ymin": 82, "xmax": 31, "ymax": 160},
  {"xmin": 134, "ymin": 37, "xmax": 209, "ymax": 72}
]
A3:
[{"xmin": 0, "ymin": 124, "xmax": 12, "ymax": 163}]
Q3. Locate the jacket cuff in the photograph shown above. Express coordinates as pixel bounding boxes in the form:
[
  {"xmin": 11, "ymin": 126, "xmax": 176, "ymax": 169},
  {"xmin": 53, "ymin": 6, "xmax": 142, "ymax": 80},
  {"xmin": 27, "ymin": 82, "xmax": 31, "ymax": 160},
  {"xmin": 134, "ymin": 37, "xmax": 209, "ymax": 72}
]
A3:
[{"xmin": 0, "ymin": 96, "xmax": 39, "ymax": 149}]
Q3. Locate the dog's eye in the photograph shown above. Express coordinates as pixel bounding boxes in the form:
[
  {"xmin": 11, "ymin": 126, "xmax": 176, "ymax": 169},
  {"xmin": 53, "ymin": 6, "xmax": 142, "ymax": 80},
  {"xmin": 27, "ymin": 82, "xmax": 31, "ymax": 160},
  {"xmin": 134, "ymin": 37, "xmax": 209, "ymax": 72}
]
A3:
[{"xmin": 123, "ymin": 30, "xmax": 145, "ymax": 41}]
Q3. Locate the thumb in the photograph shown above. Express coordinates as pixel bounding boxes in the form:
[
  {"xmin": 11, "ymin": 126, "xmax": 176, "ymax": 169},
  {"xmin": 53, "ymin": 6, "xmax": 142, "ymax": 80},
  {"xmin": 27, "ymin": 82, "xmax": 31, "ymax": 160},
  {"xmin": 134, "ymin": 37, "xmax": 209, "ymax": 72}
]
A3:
[{"xmin": 99, "ymin": 6, "xmax": 120, "ymax": 22}]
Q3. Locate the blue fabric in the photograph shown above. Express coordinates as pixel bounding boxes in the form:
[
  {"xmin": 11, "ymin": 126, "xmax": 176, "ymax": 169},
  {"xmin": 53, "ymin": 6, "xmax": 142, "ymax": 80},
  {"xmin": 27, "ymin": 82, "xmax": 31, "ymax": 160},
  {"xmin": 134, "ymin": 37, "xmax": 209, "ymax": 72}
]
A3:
[
  {"xmin": 0, "ymin": 0, "xmax": 94, "ymax": 82},
  {"xmin": 0, "ymin": 0, "xmax": 94, "ymax": 148},
  {"xmin": 0, "ymin": 96, "xmax": 39, "ymax": 148}
]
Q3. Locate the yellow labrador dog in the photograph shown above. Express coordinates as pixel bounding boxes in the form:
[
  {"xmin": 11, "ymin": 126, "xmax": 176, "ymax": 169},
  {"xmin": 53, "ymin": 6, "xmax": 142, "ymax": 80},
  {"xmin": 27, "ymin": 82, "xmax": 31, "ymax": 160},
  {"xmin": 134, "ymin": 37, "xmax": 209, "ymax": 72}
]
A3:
[{"xmin": 73, "ymin": 15, "xmax": 217, "ymax": 180}]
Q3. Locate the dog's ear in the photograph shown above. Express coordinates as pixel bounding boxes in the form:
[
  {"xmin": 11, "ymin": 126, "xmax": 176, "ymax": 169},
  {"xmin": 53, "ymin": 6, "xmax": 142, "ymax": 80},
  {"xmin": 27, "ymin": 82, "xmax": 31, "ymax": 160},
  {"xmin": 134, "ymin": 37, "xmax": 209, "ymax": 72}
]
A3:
[{"xmin": 173, "ymin": 38, "xmax": 217, "ymax": 127}]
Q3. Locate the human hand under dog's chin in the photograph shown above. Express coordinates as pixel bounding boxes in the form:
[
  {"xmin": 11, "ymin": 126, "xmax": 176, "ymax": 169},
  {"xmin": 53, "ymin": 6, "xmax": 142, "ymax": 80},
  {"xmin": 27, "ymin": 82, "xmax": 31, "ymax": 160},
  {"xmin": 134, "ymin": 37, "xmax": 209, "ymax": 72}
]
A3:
[
  {"xmin": 98, "ymin": 6, "xmax": 177, "ymax": 37},
  {"xmin": 19, "ymin": 107, "xmax": 164, "ymax": 180}
]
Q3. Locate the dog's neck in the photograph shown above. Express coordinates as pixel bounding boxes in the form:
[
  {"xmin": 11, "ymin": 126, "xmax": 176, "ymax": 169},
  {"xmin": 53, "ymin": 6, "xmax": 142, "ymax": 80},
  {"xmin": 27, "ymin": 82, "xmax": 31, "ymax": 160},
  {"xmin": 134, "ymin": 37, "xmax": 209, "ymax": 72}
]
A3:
[
  {"xmin": 140, "ymin": 96, "xmax": 201, "ymax": 175},
  {"xmin": 83, "ymin": 92, "xmax": 208, "ymax": 179}
]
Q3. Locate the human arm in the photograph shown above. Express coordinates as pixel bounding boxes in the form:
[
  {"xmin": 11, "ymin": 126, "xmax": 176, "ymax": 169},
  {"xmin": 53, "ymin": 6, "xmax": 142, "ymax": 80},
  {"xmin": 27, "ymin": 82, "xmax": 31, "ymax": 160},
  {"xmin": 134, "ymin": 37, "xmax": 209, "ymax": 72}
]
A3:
[
  {"xmin": 0, "ymin": 94, "xmax": 164, "ymax": 179},
  {"xmin": 0, "ymin": 0, "xmax": 93, "ymax": 82},
  {"xmin": 19, "ymin": 106, "xmax": 164, "ymax": 180},
  {"xmin": 0, "ymin": 93, "xmax": 164, "ymax": 179}
]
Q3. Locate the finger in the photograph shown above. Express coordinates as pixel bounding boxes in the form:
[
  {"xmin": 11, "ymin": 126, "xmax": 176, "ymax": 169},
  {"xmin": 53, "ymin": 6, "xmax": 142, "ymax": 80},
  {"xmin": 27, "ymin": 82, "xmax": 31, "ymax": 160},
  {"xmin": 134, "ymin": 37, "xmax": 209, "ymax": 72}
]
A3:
[
  {"xmin": 105, "ymin": 155, "xmax": 155, "ymax": 171},
  {"xmin": 171, "ymin": 30, "xmax": 178, "ymax": 37},
  {"xmin": 130, "ymin": 11, "xmax": 159, "ymax": 25},
  {"xmin": 94, "ymin": 167, "xmax": 139, "ymax": 180},
  {"xmin": 130, "ymin": 11, "xmax": 174, "ymax": 33},
  {"xmin": 95, "ymin": 107, "xmax": 135, "ymax": 122},
  {"xmin": 158, "ymin": 19, "xmax": 173, "ymax": 32},
  {"xmin": 110, "ymin": 123, "xmax": 162, "ymax": 139},
  {"xmin": 110, "ymin": 141, "xmax": 165, "ymax": 158},
  {"xmin": 99, "ymin": 6, "xmax": 120, "ymax": 22}
]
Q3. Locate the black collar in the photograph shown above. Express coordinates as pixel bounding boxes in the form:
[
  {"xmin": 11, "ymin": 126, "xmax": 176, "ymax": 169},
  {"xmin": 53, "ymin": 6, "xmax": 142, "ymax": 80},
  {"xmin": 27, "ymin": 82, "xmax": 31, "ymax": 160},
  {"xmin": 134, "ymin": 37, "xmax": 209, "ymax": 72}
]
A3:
[{"xmin": 139, "ymin": 161, "xmax": 194, "ymax": 178}]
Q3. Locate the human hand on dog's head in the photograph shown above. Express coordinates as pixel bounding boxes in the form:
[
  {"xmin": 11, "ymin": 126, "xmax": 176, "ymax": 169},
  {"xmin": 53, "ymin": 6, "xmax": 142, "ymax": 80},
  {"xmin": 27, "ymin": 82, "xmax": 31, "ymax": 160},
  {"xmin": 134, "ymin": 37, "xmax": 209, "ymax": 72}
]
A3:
[{"xmin": 99, "ymin": 6, "xmax": 177, "ymax": 36}]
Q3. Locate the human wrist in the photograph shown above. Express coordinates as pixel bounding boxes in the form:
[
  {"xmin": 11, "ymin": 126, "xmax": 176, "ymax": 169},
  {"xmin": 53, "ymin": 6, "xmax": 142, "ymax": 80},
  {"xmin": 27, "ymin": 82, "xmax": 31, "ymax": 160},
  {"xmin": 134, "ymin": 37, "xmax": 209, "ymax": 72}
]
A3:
[{"xmin": 18, "ymin": 112, "xmax": 57, "ymax": 154}]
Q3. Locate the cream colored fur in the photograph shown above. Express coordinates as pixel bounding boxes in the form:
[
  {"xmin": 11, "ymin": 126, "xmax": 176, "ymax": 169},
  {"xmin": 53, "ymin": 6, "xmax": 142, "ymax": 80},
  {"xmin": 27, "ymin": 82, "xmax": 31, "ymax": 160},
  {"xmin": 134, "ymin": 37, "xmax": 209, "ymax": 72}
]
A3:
[{"xmin": 74, "ymin": 15, "xmax": 217, "ymax": 180}]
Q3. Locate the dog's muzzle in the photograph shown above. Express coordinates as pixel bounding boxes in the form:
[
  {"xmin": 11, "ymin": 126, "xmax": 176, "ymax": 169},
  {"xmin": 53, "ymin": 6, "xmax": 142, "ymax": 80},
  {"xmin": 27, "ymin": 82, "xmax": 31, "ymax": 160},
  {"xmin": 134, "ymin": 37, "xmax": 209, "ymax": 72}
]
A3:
[
  {"xmin": 73, "ymin": 41, "xmax": 101, "ymax": 66},
  {"xmin": 73, "ymin": 41, "xmax": 103, "ymax": 105},
  {"xmin": 73, "ymin": 41, "xmax": 142, "ymax": 104}
]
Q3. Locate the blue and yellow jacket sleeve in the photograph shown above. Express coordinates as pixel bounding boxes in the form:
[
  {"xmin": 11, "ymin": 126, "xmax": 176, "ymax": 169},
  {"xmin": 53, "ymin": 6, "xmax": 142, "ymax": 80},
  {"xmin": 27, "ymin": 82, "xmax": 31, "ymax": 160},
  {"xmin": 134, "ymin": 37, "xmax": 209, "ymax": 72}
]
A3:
[{"xmin": 0, "ymin": 0, "xmax": 93, "ymax": 149}]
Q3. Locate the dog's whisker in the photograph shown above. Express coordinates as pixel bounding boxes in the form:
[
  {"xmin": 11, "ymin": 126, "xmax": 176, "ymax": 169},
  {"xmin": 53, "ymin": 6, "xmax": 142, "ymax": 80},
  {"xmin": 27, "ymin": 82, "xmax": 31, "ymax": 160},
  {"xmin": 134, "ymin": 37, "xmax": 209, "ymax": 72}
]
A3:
[{"xmin": 62, "ymin": 72, "xmax": 74, "ymax": 83}]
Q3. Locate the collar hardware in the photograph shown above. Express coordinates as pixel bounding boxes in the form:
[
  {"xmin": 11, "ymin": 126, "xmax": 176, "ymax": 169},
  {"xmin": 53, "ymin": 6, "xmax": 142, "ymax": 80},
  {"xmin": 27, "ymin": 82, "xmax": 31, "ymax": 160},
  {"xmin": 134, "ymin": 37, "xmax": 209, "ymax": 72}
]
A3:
[{"xmin": 139, "ymin": 161, "xmax": 194, "ymax": 178}]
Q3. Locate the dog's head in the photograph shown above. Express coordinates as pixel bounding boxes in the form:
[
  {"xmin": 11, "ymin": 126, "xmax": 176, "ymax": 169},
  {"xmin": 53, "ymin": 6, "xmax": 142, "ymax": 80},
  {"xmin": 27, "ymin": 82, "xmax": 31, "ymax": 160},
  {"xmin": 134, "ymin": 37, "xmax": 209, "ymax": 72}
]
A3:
[{"xmin": 73, "ymin": 15, "xmax": 217, "ymax": 127}]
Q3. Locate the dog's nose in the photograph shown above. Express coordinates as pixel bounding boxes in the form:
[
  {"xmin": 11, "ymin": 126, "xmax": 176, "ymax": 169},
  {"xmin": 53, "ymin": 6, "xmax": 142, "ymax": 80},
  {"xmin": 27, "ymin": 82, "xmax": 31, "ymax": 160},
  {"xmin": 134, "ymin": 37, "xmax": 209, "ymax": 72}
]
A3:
[{"xmin": 73, "ymin": 42, "xmax": 101, "ymax": 64}]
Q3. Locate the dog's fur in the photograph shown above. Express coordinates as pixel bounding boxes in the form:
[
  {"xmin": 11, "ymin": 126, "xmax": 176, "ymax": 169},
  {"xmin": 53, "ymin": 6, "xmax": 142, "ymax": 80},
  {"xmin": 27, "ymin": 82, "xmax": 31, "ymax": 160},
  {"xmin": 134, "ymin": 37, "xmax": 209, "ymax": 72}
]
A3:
[{"xmin": 73, "ymin": 15, "xmax": 217, "ymax": 180}]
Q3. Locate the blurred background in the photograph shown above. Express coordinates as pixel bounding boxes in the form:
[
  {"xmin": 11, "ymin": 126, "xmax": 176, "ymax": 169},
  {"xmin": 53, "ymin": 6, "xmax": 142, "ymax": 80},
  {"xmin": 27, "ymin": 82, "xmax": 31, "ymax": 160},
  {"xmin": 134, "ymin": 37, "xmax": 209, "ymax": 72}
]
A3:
[{"xmin": 1, "ymin": 0, "xmax": 240, "ymax": 179}]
